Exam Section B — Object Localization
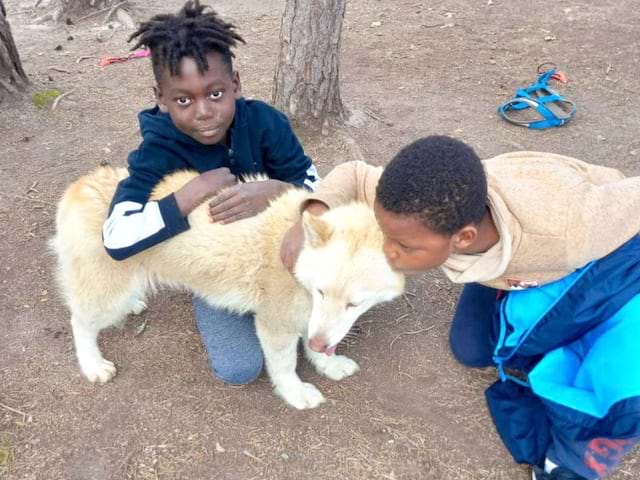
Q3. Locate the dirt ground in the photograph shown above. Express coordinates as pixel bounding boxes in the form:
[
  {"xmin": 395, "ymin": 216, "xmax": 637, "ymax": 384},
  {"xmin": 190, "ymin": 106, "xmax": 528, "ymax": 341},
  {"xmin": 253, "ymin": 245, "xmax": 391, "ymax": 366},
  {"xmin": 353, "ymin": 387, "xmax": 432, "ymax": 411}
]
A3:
[{"xmin": 1, "ymin": 0, "xmax": 640, "ymax": 478}]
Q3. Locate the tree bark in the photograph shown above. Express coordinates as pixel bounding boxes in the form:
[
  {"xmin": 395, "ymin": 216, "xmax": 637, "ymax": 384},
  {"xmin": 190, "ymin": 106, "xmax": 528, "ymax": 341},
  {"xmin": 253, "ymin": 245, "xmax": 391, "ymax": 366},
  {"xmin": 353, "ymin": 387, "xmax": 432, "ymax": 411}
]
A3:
[
  {"xmin": 0, "ymin": 0, "xmax": 29, "ymax": 95},
  {"xmin": 272, "ymin": 0, "xmax": 347, "ymax": 135}
]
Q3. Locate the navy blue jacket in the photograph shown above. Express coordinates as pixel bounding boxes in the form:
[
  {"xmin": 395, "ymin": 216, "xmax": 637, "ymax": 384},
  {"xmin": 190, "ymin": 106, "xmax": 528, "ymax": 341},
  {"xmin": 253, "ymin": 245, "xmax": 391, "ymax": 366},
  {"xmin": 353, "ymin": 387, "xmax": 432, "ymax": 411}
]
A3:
[
  {"xmin": 486, "ymin": 236, "xmax": 640, "ymax": 478},
  {"xmin": 103, "ymin": 98, "xmax": 319, "ymax": 260}
]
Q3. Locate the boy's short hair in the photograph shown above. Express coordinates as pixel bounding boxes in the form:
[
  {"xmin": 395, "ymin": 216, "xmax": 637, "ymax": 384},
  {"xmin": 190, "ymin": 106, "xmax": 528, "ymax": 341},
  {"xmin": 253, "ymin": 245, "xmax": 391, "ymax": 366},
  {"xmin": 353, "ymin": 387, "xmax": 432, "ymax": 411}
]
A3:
[
  {"xmin": 376, "ymin": 136, "xmax": 488, "ymax": 235},
  {"xmin": 128, "ymin": 0, "xmax": 245, "ymax": 81}
]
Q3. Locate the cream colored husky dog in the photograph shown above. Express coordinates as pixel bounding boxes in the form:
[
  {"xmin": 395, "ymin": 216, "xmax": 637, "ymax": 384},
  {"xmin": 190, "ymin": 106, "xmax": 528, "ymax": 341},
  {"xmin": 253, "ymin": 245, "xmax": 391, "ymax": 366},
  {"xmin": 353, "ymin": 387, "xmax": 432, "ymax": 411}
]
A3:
[{"xmin": 51, "ymin": 167, "xmax": 405, "ymax": 410}]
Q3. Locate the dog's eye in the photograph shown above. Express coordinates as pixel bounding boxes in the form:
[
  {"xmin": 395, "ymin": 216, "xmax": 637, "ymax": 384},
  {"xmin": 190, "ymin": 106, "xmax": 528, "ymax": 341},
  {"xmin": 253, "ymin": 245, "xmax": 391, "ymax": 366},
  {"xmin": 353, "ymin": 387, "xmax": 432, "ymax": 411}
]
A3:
[
  {"xmin": 316, "ymin": 289, "xmax": 324, "ymax": 298},
  {"xmin": 346, "ymin": 301, "xmax": 361, "ymax": 309}
]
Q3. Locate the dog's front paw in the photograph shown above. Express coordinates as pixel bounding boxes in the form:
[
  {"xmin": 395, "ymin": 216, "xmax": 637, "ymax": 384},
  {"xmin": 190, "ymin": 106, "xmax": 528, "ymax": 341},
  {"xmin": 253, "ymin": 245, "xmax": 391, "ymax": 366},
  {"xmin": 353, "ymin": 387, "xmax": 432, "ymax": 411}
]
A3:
[
  {"xmin": 80, "ymin": 357, "xmax": 117, "ymax": 383},
  {"xmin": 130, "ymin": 299, "xmax": 148, "ymax": 316},
  {"xmin": 275, "ymin": 381, "xmax": 326, "ymax": 410},
  {"xmin": 317, "ymin": 355, "xmax": 360, "ymax": 381}
]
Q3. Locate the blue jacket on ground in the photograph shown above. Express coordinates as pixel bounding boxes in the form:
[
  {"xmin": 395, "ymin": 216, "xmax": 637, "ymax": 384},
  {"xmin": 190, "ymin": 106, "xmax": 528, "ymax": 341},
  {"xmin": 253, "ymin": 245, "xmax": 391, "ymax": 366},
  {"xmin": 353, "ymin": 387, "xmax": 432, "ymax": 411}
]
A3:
[
  {"xmin": 486, "ymin": 235, "xmax": 640, "ymax": 479},
  {"xmin": 102, "ymin": 98, "xmax": 320, "ymax": 260}
]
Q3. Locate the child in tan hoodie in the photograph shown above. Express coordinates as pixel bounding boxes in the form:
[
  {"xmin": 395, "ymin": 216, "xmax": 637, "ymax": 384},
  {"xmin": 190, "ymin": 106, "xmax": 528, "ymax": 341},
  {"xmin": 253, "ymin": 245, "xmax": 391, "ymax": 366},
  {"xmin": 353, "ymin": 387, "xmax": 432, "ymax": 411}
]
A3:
[{"xmin": 281, "ymin": 136, "xmax": 640, "ymax": 480}]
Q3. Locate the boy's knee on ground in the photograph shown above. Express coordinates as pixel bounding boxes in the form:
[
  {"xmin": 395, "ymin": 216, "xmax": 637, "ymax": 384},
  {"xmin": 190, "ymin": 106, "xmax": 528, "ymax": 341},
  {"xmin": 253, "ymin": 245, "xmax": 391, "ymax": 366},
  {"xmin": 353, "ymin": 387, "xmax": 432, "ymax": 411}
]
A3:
[
  {"xmin": 193, "ymin": 299, "xmax": 264, "ymax": 385},
  {"xmin": 449, "ymin": 330, "xmax": 494, "ymax": 368},
  {"xmin": 210, "ymin": 353, "xmax": 264, "ymax": 385}
]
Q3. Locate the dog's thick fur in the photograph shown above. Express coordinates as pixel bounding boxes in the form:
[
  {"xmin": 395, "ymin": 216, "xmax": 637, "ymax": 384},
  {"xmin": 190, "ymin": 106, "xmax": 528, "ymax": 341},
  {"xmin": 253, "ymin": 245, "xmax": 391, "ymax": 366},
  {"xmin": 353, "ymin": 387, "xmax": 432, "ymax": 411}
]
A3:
[{"xmin": 51, "ymin": 167, "xmax": 405, "ymax": 409}]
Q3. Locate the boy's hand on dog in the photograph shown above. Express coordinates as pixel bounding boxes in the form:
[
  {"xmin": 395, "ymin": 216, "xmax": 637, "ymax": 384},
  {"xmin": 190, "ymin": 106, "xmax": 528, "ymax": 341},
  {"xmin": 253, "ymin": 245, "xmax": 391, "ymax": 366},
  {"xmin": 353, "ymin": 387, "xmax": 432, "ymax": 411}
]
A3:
[
  {"xmin": 175, "ymin": 168, "xmax": 237, "ymax": 217},
  {"xmin": 208, "ymin": 179, "xmax": 289, "ymax": 224},
  {"xmin": 280, "ymin": 201, "xmax": 330, "ymax": 272}
]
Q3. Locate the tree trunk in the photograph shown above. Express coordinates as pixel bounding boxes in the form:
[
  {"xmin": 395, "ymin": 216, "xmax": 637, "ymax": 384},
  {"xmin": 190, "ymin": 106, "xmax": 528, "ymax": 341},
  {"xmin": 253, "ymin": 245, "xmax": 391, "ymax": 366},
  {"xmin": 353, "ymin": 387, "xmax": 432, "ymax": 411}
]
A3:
[
  {"xmin": 0, "ymin": 0, "xmax": 29, "ymax": 96},
  {"xmin": 272, "ymin": 0, "xmax": 347, "ymax": 135}
]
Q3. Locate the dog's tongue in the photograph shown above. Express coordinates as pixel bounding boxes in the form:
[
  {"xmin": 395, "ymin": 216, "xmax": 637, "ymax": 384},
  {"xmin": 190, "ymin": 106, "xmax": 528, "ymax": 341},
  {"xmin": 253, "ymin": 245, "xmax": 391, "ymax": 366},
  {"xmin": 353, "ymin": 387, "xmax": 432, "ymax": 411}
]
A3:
[{"xmin": 325, "ymin": 345, "xmax": 337, "ymax": 356}]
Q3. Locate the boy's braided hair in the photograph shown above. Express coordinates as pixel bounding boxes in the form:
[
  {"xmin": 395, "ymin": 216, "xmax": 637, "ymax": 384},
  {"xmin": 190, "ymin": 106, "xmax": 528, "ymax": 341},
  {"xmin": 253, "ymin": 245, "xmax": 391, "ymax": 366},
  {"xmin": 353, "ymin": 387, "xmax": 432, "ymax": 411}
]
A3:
[
  {"xmin": 376, "ymin": 136, "xmax": 488, "ymax": 235},
  {"xmin": 128, "ymin": 0, "xmax": 245, "ymax": 80}
]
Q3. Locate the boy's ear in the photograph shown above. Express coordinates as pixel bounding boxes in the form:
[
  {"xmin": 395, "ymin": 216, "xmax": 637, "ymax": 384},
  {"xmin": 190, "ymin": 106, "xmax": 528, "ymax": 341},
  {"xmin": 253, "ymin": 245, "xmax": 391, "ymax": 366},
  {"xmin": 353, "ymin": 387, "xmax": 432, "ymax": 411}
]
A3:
[
  {"xmin": 452, "ymin": 225, "xmax": 478, "ymax": 250},
  {"xmin": 232, "ymin": 71, "xmax": 242, "ymax": 99},
  {"xmin": 154, "ymin": 86, "xmax": 169, "ymax": 113},
  {"xmin": 302, "ymin": 212, "xmax": 332, "ymax": 248}
]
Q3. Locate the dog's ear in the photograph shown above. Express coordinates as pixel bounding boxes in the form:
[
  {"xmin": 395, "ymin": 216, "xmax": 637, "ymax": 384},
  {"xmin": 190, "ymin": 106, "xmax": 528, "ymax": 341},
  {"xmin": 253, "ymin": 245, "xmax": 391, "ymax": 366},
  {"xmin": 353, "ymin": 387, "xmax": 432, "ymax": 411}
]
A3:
[{"xmin": 301, "ymin": 212, "xmax": 332, "ymax": 247}]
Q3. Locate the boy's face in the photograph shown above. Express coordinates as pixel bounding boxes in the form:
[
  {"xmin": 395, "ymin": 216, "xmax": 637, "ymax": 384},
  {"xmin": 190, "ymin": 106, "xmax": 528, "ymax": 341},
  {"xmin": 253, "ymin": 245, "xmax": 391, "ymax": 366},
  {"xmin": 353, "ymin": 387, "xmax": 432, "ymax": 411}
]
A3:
[
  {"xmin": 373, "ymin": 201, "xmax": 457, "ymax": 274},
  {"xmin": 155, "ymin": 52, "xmax": 241, "ymax": 145}
]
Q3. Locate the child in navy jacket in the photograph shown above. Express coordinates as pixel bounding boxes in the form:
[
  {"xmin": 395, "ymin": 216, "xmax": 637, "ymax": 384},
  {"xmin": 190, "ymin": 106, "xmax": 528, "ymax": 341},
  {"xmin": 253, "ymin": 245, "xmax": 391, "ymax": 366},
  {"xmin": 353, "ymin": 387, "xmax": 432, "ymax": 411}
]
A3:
[{"xmin": 104, "ymin": 0, "xmax": 319, "ymax": 384}]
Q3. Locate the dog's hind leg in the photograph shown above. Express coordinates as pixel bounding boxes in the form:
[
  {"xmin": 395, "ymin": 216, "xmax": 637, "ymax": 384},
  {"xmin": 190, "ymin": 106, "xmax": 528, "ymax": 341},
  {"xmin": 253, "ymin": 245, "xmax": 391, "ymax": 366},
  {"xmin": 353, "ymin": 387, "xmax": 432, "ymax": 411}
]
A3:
[
  {"xmin": 256, "ymin": 317, "xmax": 325, "ymax": 410},
  {"xmin": 302, "ymin": 337, "xmax": 360, "ymax": 381},
  {"xmin": 66, "ymin": 276, "xmax": 147, "ymax": 383},
  {"xmin": 69, "ymin": 283, "xmax": 148, "ymax": 383},
  {"xmin": 71, "ymin": 311, "xmax": 117, "ymax": 383}
]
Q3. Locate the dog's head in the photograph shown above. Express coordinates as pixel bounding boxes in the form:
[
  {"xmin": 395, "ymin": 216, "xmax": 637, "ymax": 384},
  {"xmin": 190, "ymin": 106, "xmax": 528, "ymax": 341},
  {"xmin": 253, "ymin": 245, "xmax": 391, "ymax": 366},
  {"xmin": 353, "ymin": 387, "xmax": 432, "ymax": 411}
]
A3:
[{"xmin": 294, "ymin": 203, "xmax": 405, "ymax": 355}]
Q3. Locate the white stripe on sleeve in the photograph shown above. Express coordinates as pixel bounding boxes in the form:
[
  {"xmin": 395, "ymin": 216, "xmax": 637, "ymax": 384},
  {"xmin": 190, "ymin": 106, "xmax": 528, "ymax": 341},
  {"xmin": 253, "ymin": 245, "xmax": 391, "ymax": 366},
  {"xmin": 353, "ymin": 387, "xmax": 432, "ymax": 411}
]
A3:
[
  {"xmin": 102, "ymin": 200, "xmax": 166, "ymax": 250},
  {"xmin": 304, "ymin": 164, "xmax": 321, "ymax": 191}
]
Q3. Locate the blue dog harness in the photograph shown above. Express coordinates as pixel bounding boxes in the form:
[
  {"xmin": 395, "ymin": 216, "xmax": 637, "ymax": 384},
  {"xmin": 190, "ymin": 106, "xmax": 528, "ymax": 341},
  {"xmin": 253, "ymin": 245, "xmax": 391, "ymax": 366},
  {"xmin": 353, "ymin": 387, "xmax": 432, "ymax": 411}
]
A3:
[{"xmin": 498, "ymin": 67, "xmax": 576, "ymax": 129}]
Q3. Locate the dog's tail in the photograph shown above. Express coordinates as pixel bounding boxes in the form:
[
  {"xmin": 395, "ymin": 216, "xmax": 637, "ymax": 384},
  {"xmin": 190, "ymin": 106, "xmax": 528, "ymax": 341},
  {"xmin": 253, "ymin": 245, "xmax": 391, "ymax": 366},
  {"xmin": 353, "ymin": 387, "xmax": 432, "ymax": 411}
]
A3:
[{"xmin": 49, "ymin": 166, "xmax": 127, "ymax": 262}]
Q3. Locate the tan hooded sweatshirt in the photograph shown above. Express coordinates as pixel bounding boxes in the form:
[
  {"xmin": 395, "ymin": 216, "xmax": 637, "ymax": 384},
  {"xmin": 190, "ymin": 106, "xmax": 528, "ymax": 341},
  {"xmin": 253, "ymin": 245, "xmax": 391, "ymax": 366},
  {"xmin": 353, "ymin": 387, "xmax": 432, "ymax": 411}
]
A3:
[{"xmin": 307, "ymin": 152, "xmax": 640, "ymax": 290}]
